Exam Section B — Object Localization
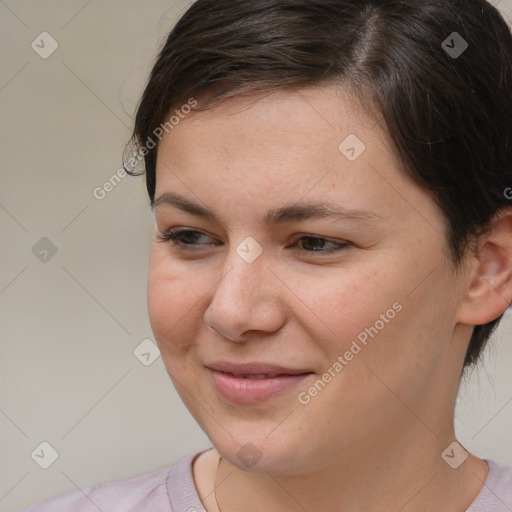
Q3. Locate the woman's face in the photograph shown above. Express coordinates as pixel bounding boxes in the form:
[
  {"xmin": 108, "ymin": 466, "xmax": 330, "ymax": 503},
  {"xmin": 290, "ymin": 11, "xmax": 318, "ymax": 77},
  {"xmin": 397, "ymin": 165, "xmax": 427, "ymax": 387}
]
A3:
[{"xmin": 148, "ymin": 86, "xmax": 473, "ymax": 474}]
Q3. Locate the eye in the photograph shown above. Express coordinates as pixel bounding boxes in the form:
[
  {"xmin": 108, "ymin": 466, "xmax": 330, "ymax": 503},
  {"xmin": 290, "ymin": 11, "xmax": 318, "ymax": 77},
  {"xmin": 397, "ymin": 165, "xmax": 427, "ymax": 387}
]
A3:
[
  {"xmin": 290, "ymin": 235, "xmax": 349, "ymax": 254},
  {"xmin": 156, "ymin": 228, "xmax": 219, "ymax": 250},
  {"xmin": 157, "ymin": 228, "xmax": 350, "ymax": 255}
]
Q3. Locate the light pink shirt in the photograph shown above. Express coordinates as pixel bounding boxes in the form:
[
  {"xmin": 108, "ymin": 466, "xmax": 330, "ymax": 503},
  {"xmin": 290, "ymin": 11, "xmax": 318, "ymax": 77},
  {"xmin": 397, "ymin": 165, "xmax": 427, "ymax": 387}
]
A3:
[{"xmin": 20, "ymin": 453, "xmax": 512, "ymax": 511}]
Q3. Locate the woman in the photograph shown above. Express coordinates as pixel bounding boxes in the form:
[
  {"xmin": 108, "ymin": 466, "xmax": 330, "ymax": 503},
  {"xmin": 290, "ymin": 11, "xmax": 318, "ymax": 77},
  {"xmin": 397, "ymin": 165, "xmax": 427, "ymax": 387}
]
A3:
[{"xmin": 22, "ymin": 0, "xmax": 512, "ymax": 510}]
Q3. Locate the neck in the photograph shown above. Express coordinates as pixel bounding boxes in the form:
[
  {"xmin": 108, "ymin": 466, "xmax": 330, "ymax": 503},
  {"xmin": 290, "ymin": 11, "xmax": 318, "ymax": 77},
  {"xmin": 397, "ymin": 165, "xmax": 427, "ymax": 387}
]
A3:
[{"xmin": 214, "ymin": 421, "xmax": 488, "ymax": 512}]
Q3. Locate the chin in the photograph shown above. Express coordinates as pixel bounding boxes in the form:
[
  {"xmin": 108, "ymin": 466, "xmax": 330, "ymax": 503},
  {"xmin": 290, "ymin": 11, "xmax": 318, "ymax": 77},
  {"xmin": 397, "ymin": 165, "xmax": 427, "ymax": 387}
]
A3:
[{"xmin": 207, "ymin": 429, "xmax": 318, "ymax": 475}]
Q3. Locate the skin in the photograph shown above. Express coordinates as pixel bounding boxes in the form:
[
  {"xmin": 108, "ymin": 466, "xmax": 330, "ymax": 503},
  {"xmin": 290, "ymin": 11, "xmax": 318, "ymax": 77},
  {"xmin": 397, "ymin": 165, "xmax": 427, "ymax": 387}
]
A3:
[{"xmin": 147, "ymin": 85, "xmax": 512, "ymax": 512}]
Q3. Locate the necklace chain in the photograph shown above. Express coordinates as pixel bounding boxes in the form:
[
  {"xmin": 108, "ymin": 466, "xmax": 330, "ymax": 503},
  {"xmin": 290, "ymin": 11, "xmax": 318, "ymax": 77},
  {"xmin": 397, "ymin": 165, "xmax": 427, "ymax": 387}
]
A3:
[{"xmin": 213, "ymin": 454, "xmax": 223, "ymax": 512}]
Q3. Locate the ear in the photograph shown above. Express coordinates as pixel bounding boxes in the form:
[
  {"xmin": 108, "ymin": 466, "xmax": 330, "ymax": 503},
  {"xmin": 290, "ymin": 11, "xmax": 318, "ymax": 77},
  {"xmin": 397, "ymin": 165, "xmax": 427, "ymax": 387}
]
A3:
[{"xmin": 457, "ymin": 208, "xmax": 512, "ymax": 325}]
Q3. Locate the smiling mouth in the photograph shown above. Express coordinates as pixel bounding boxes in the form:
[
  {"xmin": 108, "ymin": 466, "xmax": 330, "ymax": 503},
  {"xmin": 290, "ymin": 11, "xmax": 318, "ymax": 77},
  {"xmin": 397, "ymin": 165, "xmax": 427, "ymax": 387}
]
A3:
[
  {"xmin": 207, "ymin": 368, "xmax": 315, "ymax": 404},
  {"xmin": 219, "ymin": 371, "xmax": 312, "ymax": 379}
]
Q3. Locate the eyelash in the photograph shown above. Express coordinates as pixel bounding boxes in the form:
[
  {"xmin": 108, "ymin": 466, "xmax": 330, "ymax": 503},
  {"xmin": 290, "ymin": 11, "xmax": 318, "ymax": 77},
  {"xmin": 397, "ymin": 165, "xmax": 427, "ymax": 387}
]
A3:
[{"xmin": 156, "ymin": 228, "xmax": 350, "ymax": 255}]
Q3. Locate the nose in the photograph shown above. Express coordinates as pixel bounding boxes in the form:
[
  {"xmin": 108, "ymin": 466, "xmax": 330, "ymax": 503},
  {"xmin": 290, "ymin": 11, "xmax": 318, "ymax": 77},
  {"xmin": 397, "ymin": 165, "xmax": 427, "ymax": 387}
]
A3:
[{"xmin": 204, "ymin": 250, "xmax": 287, "ymax": 342}]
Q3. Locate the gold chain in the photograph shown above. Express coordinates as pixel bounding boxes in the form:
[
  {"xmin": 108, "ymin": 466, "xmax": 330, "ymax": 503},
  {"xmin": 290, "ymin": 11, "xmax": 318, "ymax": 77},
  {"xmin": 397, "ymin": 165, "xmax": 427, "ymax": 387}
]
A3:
[{"xmin": 213, "ymin": 454, "xmax": 223, "ymax": 512}]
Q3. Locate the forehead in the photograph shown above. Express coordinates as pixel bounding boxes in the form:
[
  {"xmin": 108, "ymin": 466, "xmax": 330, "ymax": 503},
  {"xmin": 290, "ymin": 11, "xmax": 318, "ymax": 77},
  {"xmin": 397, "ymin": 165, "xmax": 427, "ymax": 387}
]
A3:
[
  {"xmin": 169, "ymin": 85, "xmax": 378, "ymax": 149},
  {"xmin": 156, "ymin": 86, "xmax": 389, "ymax": 179},
  {"xmin": 153, "ymin": 85, "xmax": 440, "ymax": 233}
]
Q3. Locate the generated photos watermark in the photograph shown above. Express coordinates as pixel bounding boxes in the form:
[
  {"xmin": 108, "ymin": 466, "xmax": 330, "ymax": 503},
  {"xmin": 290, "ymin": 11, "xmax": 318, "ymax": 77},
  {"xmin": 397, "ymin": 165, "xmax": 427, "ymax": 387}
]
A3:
[
  {"xmin": 298, "ymin": 301, "xmax": 403, "ymax": 405},
  {"xmin": 93, "ymin": 97, "xmax": 198, "ymax": 200}
]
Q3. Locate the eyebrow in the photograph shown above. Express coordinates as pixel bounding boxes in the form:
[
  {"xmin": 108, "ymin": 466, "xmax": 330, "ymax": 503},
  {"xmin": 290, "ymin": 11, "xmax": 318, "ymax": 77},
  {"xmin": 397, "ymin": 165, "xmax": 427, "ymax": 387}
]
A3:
[{"xmin": 153, "ymin": 192, "xmax": 382, "ymax": 226}]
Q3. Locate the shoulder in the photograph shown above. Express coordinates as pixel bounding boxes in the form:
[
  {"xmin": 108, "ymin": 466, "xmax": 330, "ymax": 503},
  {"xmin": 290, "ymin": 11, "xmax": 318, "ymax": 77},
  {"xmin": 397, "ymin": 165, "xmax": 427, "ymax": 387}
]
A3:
[
  {"xmin": 467, "ymin": 459, "xmax": 512, "ymax": 512},
  {"xmin": 19, "ymin": 452, "xmax": 199, "ymax": 512}
]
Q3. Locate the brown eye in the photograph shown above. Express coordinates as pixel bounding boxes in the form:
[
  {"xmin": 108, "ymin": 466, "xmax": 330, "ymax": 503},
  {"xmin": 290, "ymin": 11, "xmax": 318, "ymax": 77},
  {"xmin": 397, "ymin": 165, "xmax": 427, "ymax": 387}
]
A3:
[
  {"xmin": 292, "ymin": 236, "xmax": 350, "ymax": 254},
  {"xmin": 157, "ymin": 229, "xmax": 219, "ymax": 250}
]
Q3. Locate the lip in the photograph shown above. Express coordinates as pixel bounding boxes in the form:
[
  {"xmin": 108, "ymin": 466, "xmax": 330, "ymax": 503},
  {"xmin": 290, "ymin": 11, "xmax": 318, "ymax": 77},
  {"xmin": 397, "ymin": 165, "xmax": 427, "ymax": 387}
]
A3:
[
  {"xmin": 206, "ymin": 361, "xmax": 312, "ymax": 377},
  {"xmin": 206, "ymin": 362, "xmax": 314, "ymax": 404}
]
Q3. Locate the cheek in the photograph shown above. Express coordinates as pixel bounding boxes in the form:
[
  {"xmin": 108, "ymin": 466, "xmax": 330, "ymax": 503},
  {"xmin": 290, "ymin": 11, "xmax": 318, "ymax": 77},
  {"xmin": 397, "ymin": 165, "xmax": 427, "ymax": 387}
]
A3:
[
  {"xmin": 147, "ymin": 251, "xmax": 205, "ymax": 359},
  {"xmin": 299, "ymin": 255, "xmax": 446, "ymax": 375},
  {"xmin": 293, "ymin": 262, "xmax": 403, "ymax": 356}
]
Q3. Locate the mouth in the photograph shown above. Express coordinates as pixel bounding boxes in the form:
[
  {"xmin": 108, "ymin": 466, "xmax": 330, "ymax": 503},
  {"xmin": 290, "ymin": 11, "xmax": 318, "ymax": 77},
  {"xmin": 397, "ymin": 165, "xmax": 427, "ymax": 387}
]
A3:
[
  {"xmin": 205, "ymin": 362, "xmax": 314, "ymax": 404},
  {"xmin": 220, "ymin": 372, "xmax": 301, "ymax": 379}
]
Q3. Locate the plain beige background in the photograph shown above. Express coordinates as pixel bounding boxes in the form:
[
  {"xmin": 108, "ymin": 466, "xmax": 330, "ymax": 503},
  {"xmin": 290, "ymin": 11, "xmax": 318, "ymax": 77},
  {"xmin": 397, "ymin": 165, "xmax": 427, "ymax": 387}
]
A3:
[{"xmin": 1, "ymin": 1, "xmax": 511, "ymax": 511}]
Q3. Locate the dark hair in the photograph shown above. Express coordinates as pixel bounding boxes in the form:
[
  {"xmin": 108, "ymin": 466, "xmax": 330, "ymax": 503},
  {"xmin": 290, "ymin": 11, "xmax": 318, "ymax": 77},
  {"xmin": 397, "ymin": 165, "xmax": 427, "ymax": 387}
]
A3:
[{"xmin": 126, "ymin": 0, "xmax": 512, "ymax": 371}]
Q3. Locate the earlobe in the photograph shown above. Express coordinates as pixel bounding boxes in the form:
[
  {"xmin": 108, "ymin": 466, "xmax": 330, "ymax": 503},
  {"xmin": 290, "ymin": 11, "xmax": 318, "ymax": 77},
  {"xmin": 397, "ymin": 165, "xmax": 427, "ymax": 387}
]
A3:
[{"xmin": 458, "ymin": 208, "xmax": 512, "ymax": 326}]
